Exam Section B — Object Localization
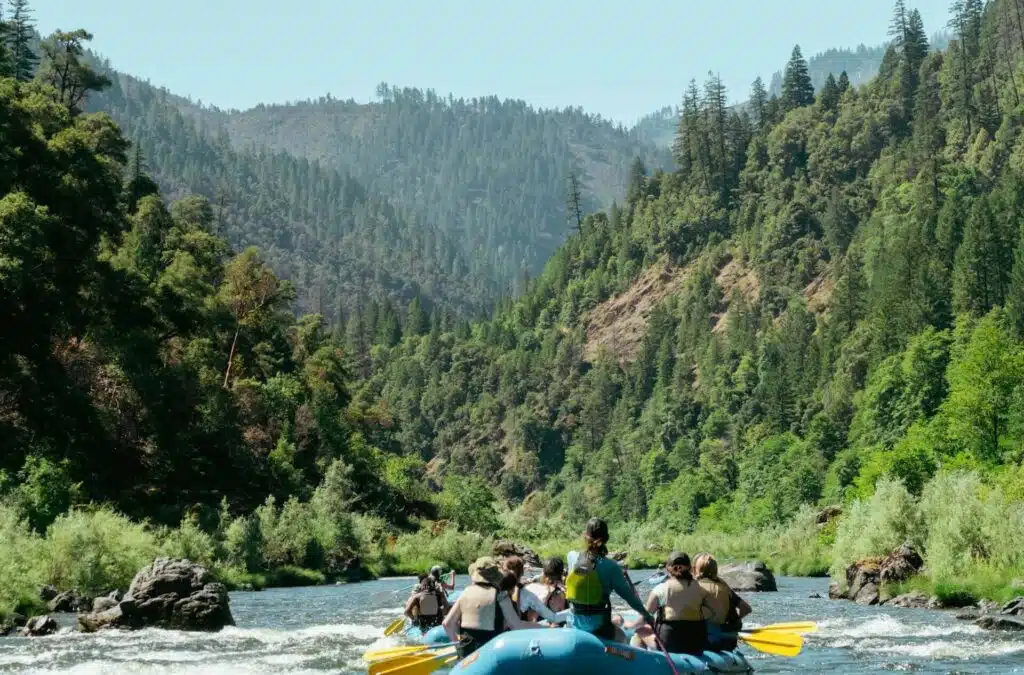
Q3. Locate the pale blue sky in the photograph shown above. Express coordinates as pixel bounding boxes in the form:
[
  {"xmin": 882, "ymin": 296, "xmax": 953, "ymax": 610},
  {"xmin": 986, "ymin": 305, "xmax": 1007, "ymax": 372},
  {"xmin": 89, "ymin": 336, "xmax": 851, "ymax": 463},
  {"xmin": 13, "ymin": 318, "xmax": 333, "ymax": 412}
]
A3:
[{"xmin": 35, "ymin": 0, "xmax": 949, "ymax": 124}]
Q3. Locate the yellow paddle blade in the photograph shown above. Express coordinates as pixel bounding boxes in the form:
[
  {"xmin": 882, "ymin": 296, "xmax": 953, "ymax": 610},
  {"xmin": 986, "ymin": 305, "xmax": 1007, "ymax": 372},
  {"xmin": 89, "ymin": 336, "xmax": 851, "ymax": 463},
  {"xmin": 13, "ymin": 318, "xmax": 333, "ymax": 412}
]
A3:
[
  {"xmin": 384, "ymin": 617, "xmax": 407, "ymax": 637},
  {"xmin": 745, "ymin": 621, "xmax": 818, "ymax": 635},
  {"xmin": 365, "ymin": 644, "xmax": 432, "ymax": 663},
  {"xmin": 371, "ymin": 649, "xmax": 456, "ymax": 675},
  {"xmin": 739, "ymin": 630, "xmax": 803, "ymax": 658}
]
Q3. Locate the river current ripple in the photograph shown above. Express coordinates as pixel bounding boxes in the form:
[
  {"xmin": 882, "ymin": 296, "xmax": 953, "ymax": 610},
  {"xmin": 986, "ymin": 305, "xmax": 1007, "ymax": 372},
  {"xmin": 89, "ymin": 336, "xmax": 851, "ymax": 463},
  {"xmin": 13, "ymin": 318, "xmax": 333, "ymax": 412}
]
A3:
[{"xmin": 1, "ymin": 576, "xmax": 1022, "ymax": 674}]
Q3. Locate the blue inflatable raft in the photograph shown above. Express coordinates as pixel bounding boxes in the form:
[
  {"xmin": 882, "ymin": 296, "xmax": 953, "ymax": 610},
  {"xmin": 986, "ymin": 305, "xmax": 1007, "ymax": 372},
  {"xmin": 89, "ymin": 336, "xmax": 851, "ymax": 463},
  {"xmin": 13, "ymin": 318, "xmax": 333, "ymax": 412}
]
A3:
[{"xmin": 449, "ymin": 628, "xmax": 753, "ymax": 674}]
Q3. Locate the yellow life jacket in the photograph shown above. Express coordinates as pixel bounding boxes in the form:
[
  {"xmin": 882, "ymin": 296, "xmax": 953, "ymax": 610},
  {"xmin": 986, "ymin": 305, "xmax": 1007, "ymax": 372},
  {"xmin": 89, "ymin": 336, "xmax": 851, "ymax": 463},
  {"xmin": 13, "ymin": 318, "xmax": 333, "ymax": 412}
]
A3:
[{"xmin": 565, "ymin": 552, "xmax": 606, "ymax": 611}]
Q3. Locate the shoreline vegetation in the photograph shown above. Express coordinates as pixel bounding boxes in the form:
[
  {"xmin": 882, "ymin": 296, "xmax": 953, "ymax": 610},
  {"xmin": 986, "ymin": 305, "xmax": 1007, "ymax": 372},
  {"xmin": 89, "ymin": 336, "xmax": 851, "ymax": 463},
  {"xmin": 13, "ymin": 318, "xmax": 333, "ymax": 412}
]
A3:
[{"xmin": 4, "ymin": 0, "xmax": 1024, "ymax": 632}]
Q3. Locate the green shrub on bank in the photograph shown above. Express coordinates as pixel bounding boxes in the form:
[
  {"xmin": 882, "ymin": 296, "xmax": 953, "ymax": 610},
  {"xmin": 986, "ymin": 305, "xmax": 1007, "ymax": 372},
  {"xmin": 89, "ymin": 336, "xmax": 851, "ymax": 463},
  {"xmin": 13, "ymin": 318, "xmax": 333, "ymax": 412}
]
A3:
[
  {"xmin": 0, "ymin": 504, "xmax": 45, "ymax": 620},
  {"xmin": 45, "ymin": 508, "xmax": 160, "ymax": 595},
  {"xmin": 388, "ymin": 527, "xmax": 491, "ymax": 575}
]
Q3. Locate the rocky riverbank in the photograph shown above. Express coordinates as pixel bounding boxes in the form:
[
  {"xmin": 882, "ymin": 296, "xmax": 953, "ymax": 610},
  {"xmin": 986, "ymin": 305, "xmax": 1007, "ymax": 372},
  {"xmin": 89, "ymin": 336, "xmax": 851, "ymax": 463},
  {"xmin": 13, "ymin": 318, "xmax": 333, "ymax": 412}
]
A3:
[
  {"xmin": 3, "ymin": 558, "xmax": 234, "ymax": 638},
  {"xmin": 828, "ymin": 541, "xmax": 1024, "ymax": 632}
]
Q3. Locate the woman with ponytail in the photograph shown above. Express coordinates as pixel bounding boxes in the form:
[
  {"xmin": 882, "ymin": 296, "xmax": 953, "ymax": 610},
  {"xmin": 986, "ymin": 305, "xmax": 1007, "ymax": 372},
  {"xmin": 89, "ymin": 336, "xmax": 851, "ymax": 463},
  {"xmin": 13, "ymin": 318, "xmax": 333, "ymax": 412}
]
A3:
[{"xmin": 564, "ymin": 517, "xmax": 655, "ymax": 641}]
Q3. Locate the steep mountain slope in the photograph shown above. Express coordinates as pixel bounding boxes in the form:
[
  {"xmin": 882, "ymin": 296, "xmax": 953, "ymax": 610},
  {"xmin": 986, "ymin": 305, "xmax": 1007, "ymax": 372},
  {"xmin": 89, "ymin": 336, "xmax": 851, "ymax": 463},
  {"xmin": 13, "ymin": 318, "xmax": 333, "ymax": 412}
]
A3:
[
  {"xmin": 348, "ymin": 0, "xmax": 1024, "ymax": 577},
  {"xmin": 87, "ymin": 71, "xmax": 498, "ymax": 321},
  {"xmin": 160, "ymin": 86, "xmax": 674, "ymax": 285}
]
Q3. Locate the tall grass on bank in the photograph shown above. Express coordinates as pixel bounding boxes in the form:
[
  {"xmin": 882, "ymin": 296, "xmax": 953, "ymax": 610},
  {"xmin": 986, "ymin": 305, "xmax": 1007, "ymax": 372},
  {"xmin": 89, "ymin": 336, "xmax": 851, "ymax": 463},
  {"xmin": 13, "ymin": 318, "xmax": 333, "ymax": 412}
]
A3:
[{"xmin": 829, "ymin": 470, "xmax": 1024, "ymax": 604}]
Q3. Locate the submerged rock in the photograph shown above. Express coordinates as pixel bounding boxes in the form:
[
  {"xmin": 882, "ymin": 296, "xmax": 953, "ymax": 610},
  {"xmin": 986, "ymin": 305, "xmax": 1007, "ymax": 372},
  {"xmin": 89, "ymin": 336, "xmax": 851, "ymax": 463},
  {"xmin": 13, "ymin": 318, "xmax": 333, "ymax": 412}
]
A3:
[
  {"xmin": 20, "ymin": 616, "xmax": 58, "ymax": 637},
  {"xmin": 78, "ymin": 558, "xmax": 234, "ymax": 633},
  {"xmin": 719, "ymin": 561, "xmax": 777, "ymax": 592},
  {"xmin": 888, "ymin": 590, "xmax": 930, "ymax": 609},
  {"xmin": 976, "ymin": 615, "xmax": 1024, "ymax": 631},
  {"xmin": 956, "ymin": 607, "xmax": 983, "ymax": 621}
]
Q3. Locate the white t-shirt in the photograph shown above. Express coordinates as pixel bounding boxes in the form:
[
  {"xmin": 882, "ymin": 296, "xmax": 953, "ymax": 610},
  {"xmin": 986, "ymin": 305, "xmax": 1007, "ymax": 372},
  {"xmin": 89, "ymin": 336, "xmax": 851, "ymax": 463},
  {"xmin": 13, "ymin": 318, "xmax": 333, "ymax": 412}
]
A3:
[{"xmin": 518, "ymin": 584, "xmax": 571, "ymax": 623}]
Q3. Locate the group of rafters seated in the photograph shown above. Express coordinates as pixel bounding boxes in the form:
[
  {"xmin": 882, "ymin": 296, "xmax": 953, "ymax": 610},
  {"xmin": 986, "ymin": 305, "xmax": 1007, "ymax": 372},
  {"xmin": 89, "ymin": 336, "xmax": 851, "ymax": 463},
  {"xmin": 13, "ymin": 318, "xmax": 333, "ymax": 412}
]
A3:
[{"xmin": 404, "ymin": 517, "xmax": 752, "ymax": 657}]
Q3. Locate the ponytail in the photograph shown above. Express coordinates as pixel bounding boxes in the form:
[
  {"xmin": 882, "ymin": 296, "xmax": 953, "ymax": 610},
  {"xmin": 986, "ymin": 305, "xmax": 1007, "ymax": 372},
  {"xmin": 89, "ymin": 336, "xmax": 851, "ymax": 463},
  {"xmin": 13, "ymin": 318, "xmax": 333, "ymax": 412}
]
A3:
[{"xmin": 584, "ymin": 534, "xmax": 608, "ymax": 557}]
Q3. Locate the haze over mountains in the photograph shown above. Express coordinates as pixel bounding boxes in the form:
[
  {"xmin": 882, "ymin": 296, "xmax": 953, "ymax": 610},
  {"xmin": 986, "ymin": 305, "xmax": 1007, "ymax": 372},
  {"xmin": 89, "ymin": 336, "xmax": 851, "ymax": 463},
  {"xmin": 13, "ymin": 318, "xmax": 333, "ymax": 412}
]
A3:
[{"xmin": 82, "ymin": 30, "xmax": 925, "ymax": 324}]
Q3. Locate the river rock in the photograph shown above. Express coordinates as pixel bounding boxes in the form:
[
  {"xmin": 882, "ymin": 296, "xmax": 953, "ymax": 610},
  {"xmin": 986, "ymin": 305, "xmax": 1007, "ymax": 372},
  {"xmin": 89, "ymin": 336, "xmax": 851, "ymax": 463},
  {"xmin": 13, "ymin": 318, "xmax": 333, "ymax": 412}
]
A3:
[
  {"xmin": 888, "ymin": 590, "xmax": 930, "ymax": 609},
  {"xmin": 48, "ymin": 590, "xmax": 91, "ymax": 613},
  {"xmin": 719, "ymin": 561, "xmax": 777, "ymax": 592},
  {"xmin": 77, "ymin": 558, "xmax": 234, "ymax": 633},
  {"xmin": 20, "ymin": 616, "xmax": 58, "ymax": 637},
  {"xmin": 1001, "ymin": 597, "xmax": 1024, "ymax": 616},
  {"xmin": 808, "ymin": 592, "xmax": 823, "ymax": 599},
  {"xmin": 879, "ymin": 542, "xmax": 923, "ymax": 584},
  {"xmin": 845, "ymin": 559, "xmax": 881, "ymax": 605},
  {"xmin": 39, "ymin": 585, "xmax": 58, "ymax": 602},
  {"xmin": 491, "ymin": 541, "xmax": 542, "ymax": 568},
  {"xmin": 956, "ymin": 607, "xmax": 983, "ymax": 621},
  {"xmin": 976, "ymin": 615, "xmax": 1024, "ymax": 631},
  {"xmin": 92, "ymin": 596, "xmax": 118, "ymax": 613},
  {"xmin": 608, "ymin": 551, "xmax": 628, "ymax": 563},
  {"xmin": 828, "ymin": 581, "xmax": 844, "ymax": 599}
]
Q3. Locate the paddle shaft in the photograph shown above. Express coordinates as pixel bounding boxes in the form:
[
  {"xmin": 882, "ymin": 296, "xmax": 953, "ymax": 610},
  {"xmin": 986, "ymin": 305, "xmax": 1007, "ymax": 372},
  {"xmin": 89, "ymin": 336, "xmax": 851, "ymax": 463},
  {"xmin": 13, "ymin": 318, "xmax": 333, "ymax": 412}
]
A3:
[{"xmin": 650, "ymin": 630, "xmax": 682, "ymax": 675}]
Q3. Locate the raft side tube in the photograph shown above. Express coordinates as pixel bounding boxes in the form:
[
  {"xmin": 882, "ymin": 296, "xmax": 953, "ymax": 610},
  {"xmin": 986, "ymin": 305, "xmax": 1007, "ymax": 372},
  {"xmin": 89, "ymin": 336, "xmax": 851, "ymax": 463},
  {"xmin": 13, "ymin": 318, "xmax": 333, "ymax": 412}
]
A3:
[{"xmin": 453, "ymin": 628, "xmax": 726, "ymax": 675}]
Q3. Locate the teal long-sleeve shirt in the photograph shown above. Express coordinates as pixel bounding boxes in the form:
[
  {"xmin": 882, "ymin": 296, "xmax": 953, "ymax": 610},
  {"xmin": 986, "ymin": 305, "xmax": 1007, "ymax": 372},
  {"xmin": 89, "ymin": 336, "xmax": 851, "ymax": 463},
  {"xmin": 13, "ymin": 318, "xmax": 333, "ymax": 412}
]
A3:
[{"xmin": 566, "ymin": 551, "xmax": 656, "ymax": 632}]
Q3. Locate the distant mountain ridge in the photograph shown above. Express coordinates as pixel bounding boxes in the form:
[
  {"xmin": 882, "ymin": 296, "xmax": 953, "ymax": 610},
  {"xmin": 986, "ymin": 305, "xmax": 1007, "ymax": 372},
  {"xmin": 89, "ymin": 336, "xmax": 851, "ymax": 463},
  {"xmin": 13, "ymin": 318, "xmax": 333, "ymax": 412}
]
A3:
[
  {"xmin": 632, "ymin": 32, "xmax": 952, "ymax": 149},
  {"xmin": 142, "ymin": 84, "xmax": 675, "ymax": 288}
]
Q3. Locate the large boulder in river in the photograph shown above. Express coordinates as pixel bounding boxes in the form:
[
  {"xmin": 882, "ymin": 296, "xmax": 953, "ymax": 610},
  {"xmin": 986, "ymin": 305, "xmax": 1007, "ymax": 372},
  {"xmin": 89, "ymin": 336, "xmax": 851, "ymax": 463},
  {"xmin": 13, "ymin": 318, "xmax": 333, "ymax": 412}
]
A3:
[
  {"xmin": 879, "ymin": 542, "xmax": 923, "ymax": 584},
  {"xmin": 844, "ymin": 559, "xmax": 882, "ymax": 605},
  {"xmin": 719, "ymin": 560, "xmax": 777, "ymax": 592},
  {"xmin": 48, "ymin": 590, "xmax": 92, "ymax": 613},
  {"xmin": 19, "ymin": 616, "xmax": 58, "ymax": 637},
  {"xmin": 491, "ymin": 541, "xmax": 542, "ymax": 569},
  {"xmin": 78, "ymin": 558, "xmax": 233, "ymax": 633}
]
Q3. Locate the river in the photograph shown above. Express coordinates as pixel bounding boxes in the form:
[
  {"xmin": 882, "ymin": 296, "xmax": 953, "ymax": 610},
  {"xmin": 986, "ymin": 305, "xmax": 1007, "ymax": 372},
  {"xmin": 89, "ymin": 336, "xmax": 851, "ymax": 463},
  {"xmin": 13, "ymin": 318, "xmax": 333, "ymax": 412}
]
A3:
[{"xmin": 1, "ymin": 575, "xmax": 1022, "ymax": 674}]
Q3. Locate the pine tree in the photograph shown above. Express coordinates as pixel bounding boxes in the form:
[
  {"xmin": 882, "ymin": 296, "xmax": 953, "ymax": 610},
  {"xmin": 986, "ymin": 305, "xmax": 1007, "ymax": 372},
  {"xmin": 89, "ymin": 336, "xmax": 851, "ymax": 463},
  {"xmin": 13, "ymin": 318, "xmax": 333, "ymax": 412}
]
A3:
[
  {"xmin": 837, "ymin": 71, "xmax": 851, "ymax": 94},
  {"xmin": 889, "ymin": 0, "xmax": 909, "ymax": 51},
  {"xmin": 781, "ymin": 45, "xmax": 815, "ymax": 111},
  {"xmin": 0, "ymin": 4, "xmax": 10, "ymax": 78},
  {"xmin": 566, "ymin": 169, "xmax": 584, "ymax": 230},
  {"xmin": 626, "ymin": 157, "xmax": 647, "ymax": 205},
  {"xmin": 952, "ymin": 195, "xmax": 1013, "ymax": 315},
  {"xmin": 703, "ymin": 71, "xmax": 728, "ymax": 198},
  {"xmin": 1007, "ymin": 239, "xmax": 1024, "ymax": 338},
  {"xmin": 405, "ymin": 297, "xmax": 428, "ymax": 337},
  {"xmin": 819, "ymin": 73, "xmax": 841, "ymax": 113},
  {"xmin": 7, "ymin": 0, "xmax": 37, "ymax": 82},
  {"xmin": 750, "ymin": 77, "xmax": 768, "ymax": 132}
]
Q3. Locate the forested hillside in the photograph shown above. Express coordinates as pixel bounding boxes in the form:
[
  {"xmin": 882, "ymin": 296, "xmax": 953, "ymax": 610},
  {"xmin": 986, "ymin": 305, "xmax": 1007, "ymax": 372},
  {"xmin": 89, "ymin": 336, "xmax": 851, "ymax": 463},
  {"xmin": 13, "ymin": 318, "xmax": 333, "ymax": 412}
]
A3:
[
  {"xmin": 342, "ymin": 0, "xmax": 1024, "ymax": 594},
  {"xmin": 5, "ymin": 0, "xmax": 1024, "ymax": 619},
  {"xmin": 155, "ymin": 85, "xmax": 674, "ymax": 285},
  {"xmin": 633, "ymin": 34, "xmax": 950, "ymax": 149},
  {"xmin": 82, "ymin": 72, "xmax": 498, "ymax": 322}
]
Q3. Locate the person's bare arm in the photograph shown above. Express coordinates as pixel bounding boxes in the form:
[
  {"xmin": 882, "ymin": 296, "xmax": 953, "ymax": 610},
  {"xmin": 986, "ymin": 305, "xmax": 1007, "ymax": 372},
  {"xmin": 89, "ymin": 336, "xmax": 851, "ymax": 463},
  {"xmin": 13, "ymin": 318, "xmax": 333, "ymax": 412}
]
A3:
[
  {"xmin": 442, "ymin": 600, "xmax": 462, "ymax": 642},
  {"xmin": 625, "ymin": 590, "xmax": 660, "ymax": 629},
  {"xmin": 498, "ymin": 596, "xmax": 544, "ymax": 629},
  {"xmin": 404, "ymin": 594, "xmax": 418, "ymax": 619}
]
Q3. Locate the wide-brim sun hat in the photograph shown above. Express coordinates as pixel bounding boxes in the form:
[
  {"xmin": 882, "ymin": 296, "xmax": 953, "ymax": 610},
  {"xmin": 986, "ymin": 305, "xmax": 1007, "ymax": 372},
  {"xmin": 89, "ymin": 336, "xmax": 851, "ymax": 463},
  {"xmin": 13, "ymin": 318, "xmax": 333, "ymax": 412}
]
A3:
[{"xmin": 469, "ymin": 556, "xmax": 504, "ymax": 586}]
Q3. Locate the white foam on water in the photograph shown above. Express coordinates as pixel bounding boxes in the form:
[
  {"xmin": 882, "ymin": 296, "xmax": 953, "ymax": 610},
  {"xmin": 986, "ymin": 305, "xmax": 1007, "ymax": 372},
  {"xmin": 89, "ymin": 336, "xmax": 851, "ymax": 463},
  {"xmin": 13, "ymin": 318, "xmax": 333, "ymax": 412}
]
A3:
[
  {"xmin": 817, "ymin": 615, "xmax": 985, "ymax": 640},
  {"xmin": 25, "ymin": 662, "xmax": 330, "ymax": 675},
  {"xmin": 862, "ymin": 638, "xmax": 1024, "ymax": 660}
]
